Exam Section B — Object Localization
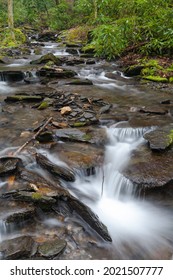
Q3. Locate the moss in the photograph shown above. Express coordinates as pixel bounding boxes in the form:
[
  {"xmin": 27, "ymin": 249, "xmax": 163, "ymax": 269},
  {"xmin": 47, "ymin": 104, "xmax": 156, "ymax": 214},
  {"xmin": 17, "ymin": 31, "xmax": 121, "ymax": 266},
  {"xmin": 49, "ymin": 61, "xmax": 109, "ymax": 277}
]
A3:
[
  {"xmin": 31, "ymin": 192, "xmax": 43, "ymax": 200},
  {"xmin": 38, "ymin": 101, "xmax": 49, "ymax": 110},
  {"xmin": 73, "ymin": 122, "xmax": 87, "ymax": 127},
  {"xmin": 169, "ymin": 77, "xmax": 173, "ymax": 83},
  {"xmin": 143, "ymin": 75, "xmax": 168, "ymax": 83},
  {"xmin": 65, "ymin": 26, "xmax": 91, "ymax": 44},
  {"xmin": 168, "ymin": 130, "xmax": 173, "ymax": 144},
  {"xmin": 82, "ymin": 133, "xmax": 92, "ymax": 141},
  {"xmin": 0, "ymin": 28, "xmax": 26, "ymax": 48}
]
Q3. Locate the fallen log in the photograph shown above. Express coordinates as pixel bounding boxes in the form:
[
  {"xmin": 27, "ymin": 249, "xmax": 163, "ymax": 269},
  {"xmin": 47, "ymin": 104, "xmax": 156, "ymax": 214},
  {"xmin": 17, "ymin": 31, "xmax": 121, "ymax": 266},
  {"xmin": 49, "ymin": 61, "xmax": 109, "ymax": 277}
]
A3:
[{"xmin": 35, "ymin": 153, "xmax": 75, "ymax": 182}]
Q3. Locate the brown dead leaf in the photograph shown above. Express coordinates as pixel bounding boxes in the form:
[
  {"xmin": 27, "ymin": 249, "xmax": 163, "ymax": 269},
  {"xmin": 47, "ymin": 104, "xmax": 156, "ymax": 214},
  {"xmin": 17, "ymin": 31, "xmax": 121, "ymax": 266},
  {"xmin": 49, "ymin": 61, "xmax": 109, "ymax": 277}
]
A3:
[{"xmin": 8, "ymin": 175, "xmax": 15, "ymax": 187}]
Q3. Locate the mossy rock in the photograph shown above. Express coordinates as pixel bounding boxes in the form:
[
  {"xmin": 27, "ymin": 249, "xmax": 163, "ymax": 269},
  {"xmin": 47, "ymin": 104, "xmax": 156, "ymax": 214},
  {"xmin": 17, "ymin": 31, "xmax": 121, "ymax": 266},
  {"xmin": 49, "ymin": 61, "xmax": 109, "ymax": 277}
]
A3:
[
  {"xmin": 143, "ymin": 76, "xmax": 168, "ymax": 83},
  {"xmin": 30, "ymin": 53, "xmax": 62, "ymax": 66}
]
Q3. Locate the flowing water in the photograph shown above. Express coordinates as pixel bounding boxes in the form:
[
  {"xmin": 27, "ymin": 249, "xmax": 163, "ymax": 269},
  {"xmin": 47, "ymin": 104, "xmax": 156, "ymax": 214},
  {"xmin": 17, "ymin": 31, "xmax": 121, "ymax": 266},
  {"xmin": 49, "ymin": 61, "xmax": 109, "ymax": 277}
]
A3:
[
  {"xmin": 0, "ymin": 39, "xmax": 173, "ymax": 259},
  {"xmin": 68, "ymin": 126, "xmax": 173, "ymax": 258}
]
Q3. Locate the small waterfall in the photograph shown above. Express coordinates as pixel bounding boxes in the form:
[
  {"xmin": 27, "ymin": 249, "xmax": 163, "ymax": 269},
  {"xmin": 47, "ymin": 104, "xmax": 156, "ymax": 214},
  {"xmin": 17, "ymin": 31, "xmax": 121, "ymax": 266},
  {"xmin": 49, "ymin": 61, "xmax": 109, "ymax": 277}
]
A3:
[
  {"xmin": 0, "ymin": 220, "xmax": 7, "ymax": 241},
  {"xmin": 70, "ymin": 126, "xmax": 173, "ymax": 257},
  {"xmin": 0, "ymin": 72, "xmax": 6, "ymax": 82}
]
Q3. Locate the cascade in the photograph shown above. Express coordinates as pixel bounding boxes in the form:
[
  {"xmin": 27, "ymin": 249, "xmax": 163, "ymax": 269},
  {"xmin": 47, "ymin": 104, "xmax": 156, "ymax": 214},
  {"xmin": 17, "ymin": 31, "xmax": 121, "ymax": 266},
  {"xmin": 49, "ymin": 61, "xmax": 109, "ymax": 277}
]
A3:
[{"xmin": 70, "ymin": 126, "xmax": 173, "ymax": 257}]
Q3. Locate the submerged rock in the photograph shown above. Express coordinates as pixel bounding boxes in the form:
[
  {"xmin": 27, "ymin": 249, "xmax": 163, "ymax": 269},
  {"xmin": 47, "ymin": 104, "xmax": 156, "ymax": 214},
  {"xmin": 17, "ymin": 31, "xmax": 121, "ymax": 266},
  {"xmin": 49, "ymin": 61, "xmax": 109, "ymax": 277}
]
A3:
[
  {"xmin": 0, "ymin": 236, "xmax": 34, "ymax": 259},
  {"xmin": 38, "ymin": 238, "xmax": 67, "ymax": 258}
]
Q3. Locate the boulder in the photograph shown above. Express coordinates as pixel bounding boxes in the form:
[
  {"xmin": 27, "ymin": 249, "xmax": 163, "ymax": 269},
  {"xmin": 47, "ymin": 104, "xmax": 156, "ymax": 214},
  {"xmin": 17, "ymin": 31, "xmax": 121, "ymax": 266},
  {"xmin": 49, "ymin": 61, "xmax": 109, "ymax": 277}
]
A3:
[{"xmin": 30, "ymin": 53, "xmax": 62, "ymax": 66}]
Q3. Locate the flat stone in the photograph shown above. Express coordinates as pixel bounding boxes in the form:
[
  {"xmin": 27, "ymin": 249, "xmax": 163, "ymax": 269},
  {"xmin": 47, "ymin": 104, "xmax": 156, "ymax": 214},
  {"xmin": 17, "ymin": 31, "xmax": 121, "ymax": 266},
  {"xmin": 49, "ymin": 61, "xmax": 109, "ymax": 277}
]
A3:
[
  {"xmin": 55, "ymin": 127, "xmax": 107, "ymax": 145},
  {"xmin": 50, "ymin": 141, "xmax": 104, "ymax": 171},
  {"xmin": 38, "ymin": 238, "xmax": 67, "ymax": 258},
  {"xmin": 139, "ymin": 106, "xmax": 168, "ymax": 115},
  {"xmin": 0, "ymin": 236, "xmax": 34, "ymax": 259},
  {"xmin": 123, "ymin": 144, "xmax": 173, "ymax": 189},
  {"xmin": 144, "ymin": 126, "xmax": 173, "ymax": 151}
]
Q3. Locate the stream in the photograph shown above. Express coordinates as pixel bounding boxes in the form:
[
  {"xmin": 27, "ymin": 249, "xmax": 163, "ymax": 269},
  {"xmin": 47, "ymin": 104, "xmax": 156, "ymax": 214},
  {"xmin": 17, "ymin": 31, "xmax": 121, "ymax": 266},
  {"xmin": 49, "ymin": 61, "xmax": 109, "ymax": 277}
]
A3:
[{"xmin": 0, "ymin": 39, "xmax": 173, "ymax": 260}]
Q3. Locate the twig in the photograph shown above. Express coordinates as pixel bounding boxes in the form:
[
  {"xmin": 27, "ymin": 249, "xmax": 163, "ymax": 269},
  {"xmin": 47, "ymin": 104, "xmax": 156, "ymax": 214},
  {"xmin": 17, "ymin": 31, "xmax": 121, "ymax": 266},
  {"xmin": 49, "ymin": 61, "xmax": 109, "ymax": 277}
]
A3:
[
  {"xmin": 101, "ymin": 166, "xmax": 104, "ymax": 197},
  {"xmin": 13, "ymin": 117, "xmax": 53, "ymax": 156}
]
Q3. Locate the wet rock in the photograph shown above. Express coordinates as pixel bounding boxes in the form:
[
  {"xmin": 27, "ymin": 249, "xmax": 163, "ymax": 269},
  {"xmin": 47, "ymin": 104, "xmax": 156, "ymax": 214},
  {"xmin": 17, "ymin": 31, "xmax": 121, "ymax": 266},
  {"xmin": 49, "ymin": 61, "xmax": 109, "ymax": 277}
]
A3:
[
  {"xmin": 0, "ymin": 157, "xmax": 22, "ymax": 177},
  {"xmin": 0, "ymin": 201, "xmax": 35, "ymax": 225},
  {"xmin": 0, "ymin": 57, "xmax": 10, "ymax": 64},
  {"xmin": 86, "ymin": 59, "xmax": 96, "ymax": 65},
  {"xmin": 37, "ymin": 67, "xmax": 76, "ymax": 79},
  {"xmin": 55, "ymin": 127, "xmax": 107, "ymax": 145},
  {"xmin": 61, "ymin": 196, "xmax": 112, "ymax": 242},
  {"xmin": 5, "ymin": 95, "xmax": 43, "ymax": 103},
  {"xmin": 50, "ymin": 141, "xmax": 104, "ymax": 171},
  {"xmin": 99, "ymin": 104, "xmax": 112, "ymax": 114},
  {"xmin": 66, "ymin": 48, "xmax": 79, "ymax": 55},
  {"xmin": 30, "ymin": 53, "xmax": 61, "ymax": 66},
  {"xmin": 144, "ymin": 126, "xmax": 173, "ymax": 151},
  {"xmin": 65, "ymin": 42, "xmax": 82, "ymax": 48},
  {"xmin": 123, "ymin": 144, "xmax": 173, "ymax": 189},
  {"xmin": 36, "ymin": 153, "xmax": 75, "ymax": 182},
  {"xmin": 24, "ymin": 75, "xmax": 41, "ymax": 84},
  {"xmin": 65, "ymin": 57, "xmax": 85, "ymax": 65},
  {"xmin": 139, "ymin": 106, "xmax": 168, "ymax": 115},
  {"xmin": 38, "ymin": 238, "xmax": 67, "ymax": 258},
  {"xmin": 0, "ymin": 236, "xmax": 34, "ymax": 259},
  {"xmin": 36, "ymin": 131, "xmax": 54, "ymax": 143},
  {"xmin": 0, "ymin": 71, "xmax": 24, "ymax": 82},
  {"xmin": 66, "ymin": 79, "xmax": 93, "ymax": 85},
  {"xmin": 13, "ymin": 191, "xmax": 56, "ymax": 208},
  {"xmin": 38, "ymin": 31, "xmax": 59, "ymax": 42},
  {"xmin": 160, "ymin": 99, "xmax": 171, "ymax": 104},
  {"xmin": 124, "ymin": 65, "xmax": 144, "ymax": 77}
]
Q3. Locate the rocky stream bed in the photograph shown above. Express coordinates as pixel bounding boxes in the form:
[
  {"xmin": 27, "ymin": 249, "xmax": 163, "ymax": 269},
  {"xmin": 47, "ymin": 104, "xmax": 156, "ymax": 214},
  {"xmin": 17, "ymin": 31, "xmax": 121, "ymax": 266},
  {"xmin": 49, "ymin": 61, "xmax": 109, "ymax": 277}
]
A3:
[{"xmin": 0, "ymin": 34, "xmax": 173, "ymax": 260}]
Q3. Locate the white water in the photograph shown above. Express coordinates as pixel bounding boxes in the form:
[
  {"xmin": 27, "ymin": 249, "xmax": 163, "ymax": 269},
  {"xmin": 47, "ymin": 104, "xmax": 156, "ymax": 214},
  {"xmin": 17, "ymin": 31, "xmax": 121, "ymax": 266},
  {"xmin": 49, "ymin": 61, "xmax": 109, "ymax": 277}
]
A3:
[
  {"xmin": 0, "ymin": 81, "xmax": 14, "ymax": 94},
  {"xmin": 78, "ymin": 68, "xmax": 129, "ymax": 90},
  {"xmin": 69, "ymin": 126, "xmax": 173, "ymax": 258}
]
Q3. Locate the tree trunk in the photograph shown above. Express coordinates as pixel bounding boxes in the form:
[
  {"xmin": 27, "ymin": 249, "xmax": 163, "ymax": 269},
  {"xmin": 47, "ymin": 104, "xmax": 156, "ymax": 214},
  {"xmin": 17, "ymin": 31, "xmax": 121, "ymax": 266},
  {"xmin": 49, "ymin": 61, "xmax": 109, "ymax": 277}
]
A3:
[
  {"xmin": 93, "ymin": 0, "xmax": 98, "ymax": 19},
  {"xmin": 8, "ymin": 0, "xmax": 15, "ymax": 40}
]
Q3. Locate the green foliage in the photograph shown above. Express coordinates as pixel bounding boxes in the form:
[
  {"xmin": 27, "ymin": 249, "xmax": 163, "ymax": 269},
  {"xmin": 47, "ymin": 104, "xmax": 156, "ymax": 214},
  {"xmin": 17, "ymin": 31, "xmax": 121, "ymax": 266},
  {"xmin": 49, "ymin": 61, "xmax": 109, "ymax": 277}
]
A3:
[{"xmin": 0, "ymin": 28, "xmax": 26, "ymax": 47}]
